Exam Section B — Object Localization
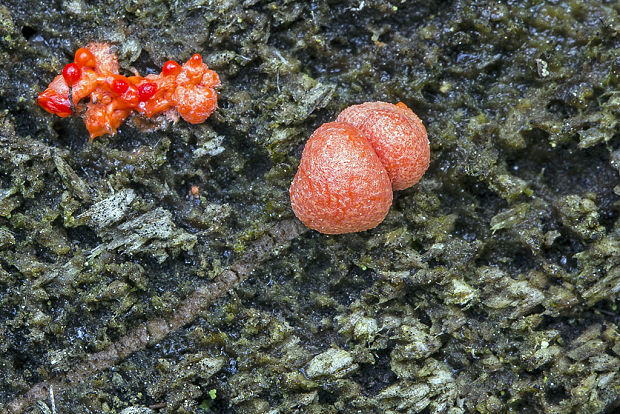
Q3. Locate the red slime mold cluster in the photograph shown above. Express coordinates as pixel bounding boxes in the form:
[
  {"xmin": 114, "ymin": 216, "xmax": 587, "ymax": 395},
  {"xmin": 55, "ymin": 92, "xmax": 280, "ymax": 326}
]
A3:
[{"xmin": 38, "ymin": 43, "xmax": 220, "ymax": 140}]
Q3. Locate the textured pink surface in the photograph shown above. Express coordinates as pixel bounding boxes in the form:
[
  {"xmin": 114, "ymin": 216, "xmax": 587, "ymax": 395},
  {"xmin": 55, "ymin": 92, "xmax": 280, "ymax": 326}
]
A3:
[
  {"xmin": 337, "ymin": 102, "xmax": 429, "ymax": 191},
  {"xmin": 289, "ymin": 122, "xmax": 393, "ymax": 234}
]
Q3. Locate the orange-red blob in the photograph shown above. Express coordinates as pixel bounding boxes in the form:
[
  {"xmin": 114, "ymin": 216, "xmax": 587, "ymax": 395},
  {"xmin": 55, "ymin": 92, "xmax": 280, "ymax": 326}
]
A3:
[
  {"xmin": 290, "ymin": 101, "xmax": 429, "ymax": 234},
  {"xmin": 337, "ymin": 101, "xmax": 429, "ymax": 191},
  {"xmin": 38, "ymin": 75, "xmax": 72, "ymax": 117},
  {"xmin": 289, "ymin": 122, "xmax": 393, "ymax": 234},
  {"xmin": 173, "ymin": 84, "xmax": 218, "ymax": 124},
  {"xmin": 74, "ymin": 47, "xmax": 97, "ymax": 68}
]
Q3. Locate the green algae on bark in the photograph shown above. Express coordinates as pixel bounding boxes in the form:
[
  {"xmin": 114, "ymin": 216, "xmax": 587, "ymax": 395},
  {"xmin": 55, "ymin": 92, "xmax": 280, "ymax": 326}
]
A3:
[{"xmin": 0, "ymin": 0, "xmax": 619, "ymax": 413}]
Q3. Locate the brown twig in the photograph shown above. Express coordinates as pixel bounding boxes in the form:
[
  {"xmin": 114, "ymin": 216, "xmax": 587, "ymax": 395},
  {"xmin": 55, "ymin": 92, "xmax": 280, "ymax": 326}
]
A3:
[{"xmin": 7, "ymin": 219, "xmax": 307, "ymax": 414}]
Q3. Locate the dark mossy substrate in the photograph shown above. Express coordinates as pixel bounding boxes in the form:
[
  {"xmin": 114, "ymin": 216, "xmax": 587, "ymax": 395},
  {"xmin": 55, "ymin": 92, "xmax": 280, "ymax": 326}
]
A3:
[{"xmin": 1, "ymin": 1, "xmax": 619, "ymax": 413}]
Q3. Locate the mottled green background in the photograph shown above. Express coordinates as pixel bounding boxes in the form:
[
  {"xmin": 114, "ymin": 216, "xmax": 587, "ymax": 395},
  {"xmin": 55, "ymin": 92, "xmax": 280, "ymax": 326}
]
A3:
[{"xmin": 0, "ymin": 0, "xmax": 618, "ymax": 413}]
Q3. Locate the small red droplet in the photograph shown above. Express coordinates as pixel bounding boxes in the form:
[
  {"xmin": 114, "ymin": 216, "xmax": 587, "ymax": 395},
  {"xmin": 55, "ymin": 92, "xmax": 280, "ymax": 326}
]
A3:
[
  {"xmin": 189, "ymin": 54, "xmax": 202, "ymax": 65},
  {"xmin": 162, "ymin": 60, "xmax": 181, "ymax": 76},
  {"xmin": 111, "ymin": 78, "xmax": 129, "ymax": 94},
  {"xmin": 137, "ymin": 82, "xmax": 157, "ymax": 101},
  {"xmin": 62, "ymin": 63, "xmax": 81, "ymax": 86}
]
